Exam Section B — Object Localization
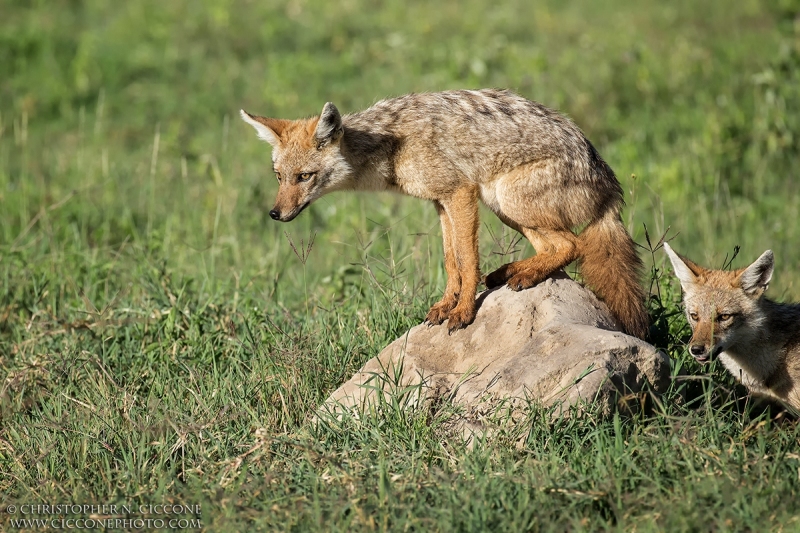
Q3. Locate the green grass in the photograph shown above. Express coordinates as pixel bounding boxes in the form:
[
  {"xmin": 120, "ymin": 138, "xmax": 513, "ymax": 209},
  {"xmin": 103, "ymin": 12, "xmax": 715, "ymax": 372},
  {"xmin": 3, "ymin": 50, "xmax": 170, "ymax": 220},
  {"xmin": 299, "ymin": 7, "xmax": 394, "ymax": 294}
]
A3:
[{"xmin": 2, "ymin": 0, "xmax": 800, "ymax": 530}]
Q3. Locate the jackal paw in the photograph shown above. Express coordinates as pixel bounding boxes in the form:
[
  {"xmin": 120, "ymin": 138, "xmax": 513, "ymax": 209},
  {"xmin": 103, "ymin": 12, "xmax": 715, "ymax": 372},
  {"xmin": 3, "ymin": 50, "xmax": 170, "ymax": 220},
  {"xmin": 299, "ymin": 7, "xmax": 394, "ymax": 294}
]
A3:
[
  {"xmin": 446, "ymin": 304, "xmax": 477, "ymax": 333},
  {"xmin": 485, "ymin": 264, "xmax": 514, "ymax": 289},
  {"xmin": 425, "ymin": 298, "xmax": 457, "ymax": 326},
  {"xmin": 506, "ymin": 272, "xmax": 544, "ymax": 291}
]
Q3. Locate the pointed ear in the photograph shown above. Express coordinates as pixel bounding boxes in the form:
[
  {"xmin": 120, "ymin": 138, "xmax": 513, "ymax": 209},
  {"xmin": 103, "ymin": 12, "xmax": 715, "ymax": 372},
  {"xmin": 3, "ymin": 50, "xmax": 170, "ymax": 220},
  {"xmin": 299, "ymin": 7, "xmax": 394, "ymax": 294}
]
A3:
[
  {"xmin": 738, "ymin": 250, "xmax": 774, "ymax": 297},
  {"xmin": 663, "ymin": 242, "xmax": 702, "ymax": 290},
  {"xmin": 313, "ymin": 102, "xmax": 343, "ymax": 146},
  {"xmin": 240, "ymin": 110, "xmax": 285, "ymax": 147}
]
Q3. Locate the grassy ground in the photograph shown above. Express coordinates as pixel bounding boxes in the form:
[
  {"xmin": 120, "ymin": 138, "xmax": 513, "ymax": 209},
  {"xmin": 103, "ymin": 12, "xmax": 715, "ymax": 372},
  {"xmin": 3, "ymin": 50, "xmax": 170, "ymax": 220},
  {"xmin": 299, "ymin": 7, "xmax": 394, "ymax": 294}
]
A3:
[{"xmin": 2, "ymin": 0, "xmax": 800, "ymax": 530}]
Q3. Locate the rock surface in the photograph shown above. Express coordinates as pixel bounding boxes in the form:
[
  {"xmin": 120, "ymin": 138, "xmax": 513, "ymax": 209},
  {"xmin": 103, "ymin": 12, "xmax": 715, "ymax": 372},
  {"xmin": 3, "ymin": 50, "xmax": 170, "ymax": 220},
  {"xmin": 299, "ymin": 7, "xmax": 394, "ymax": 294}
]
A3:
[{"xmin": 320, "ymin": 272, "xmax": 670, "ymax": 425}]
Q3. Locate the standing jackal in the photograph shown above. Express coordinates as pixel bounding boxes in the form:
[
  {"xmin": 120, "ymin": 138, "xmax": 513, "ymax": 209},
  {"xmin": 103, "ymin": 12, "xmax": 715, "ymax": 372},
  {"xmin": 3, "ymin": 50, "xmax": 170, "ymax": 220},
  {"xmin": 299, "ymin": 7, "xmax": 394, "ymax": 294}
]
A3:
[
  {"xmin": 664, "ymin": 243, "xmax": 800, "ymax": 410},
  {"xmin": 241, "ymin": 89, "xmax": 649, "ymax": 338}
]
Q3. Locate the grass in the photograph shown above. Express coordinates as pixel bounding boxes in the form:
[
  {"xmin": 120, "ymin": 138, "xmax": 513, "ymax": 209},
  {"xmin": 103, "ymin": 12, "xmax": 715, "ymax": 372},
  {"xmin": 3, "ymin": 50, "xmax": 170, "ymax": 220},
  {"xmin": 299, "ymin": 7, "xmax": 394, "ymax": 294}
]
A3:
[{"xmin": 2, "ymin": 0, "xmax": 800, "ymax": 530}]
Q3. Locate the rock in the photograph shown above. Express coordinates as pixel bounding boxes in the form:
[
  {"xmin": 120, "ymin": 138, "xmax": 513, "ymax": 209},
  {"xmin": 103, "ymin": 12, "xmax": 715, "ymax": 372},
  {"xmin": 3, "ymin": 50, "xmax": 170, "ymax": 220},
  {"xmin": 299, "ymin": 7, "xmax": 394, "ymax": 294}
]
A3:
[{"xmin": 319, "ymin": 272, "xmax": 670, "ymax": 428}]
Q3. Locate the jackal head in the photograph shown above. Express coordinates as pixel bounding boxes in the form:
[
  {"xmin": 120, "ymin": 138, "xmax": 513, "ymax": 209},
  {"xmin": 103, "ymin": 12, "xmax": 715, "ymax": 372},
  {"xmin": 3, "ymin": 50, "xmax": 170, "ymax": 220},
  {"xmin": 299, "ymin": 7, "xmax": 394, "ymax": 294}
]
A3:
[
  {"xmin": 663, "ymin": 243, "xmax": 773, "ymax": 363},
  {"xmin": 240, "ymin": 103, "xmax": 352, "ymax": 222}
]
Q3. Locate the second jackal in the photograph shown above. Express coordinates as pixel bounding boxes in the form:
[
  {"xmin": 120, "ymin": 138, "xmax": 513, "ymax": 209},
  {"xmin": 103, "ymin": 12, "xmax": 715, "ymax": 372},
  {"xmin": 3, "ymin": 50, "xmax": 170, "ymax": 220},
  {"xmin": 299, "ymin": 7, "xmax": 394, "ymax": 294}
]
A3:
[
  {"xmin": 241, "ymin": 89, "xmax": 649, "ymax": 338},
  {"xmin": 664, "ymin": 243, "xmax": 800, "ymax": 410}
]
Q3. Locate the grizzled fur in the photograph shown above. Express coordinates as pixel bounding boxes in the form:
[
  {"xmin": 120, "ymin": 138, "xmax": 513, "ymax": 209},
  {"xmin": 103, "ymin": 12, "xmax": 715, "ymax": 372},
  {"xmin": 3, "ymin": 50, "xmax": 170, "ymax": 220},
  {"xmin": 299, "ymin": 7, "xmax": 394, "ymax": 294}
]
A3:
[
  {"xmin": 664, "ymin": 243, "xmax": 800, "ymax": 410},
  {"xmin": 241, "ymin": 89, "xmax": 649, "ymax": 338}
]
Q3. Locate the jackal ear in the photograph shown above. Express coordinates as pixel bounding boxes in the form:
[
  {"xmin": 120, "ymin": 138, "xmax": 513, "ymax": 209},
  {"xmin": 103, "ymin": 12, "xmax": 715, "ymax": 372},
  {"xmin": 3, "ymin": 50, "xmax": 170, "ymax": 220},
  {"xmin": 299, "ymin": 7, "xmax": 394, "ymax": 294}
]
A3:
[
  {"xmin": 663, "ymin": 242, "xmax": 700, "ymax": 290},
  {"xmin": 240, "ymin": 110, "xmax": 285, "ymax": 147},
  {"xmin": 739, "ymin": 250, "xmax": 774, "ymax": 297},
  {"xmin": 314, "ymin": 102, "xmax": 343, "ymax": 147}
]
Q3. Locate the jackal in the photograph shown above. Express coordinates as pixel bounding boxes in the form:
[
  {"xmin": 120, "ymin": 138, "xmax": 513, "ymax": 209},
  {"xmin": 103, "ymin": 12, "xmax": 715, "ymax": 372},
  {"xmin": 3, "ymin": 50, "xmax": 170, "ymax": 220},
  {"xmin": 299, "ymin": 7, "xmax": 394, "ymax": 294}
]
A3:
[
  {"xmin": 241, "ymin": 89, "xmax": 649, "ymax": 338},
  {"xmin": 664, "ymin": 242, "xmax": 800, "ymax": 410}
]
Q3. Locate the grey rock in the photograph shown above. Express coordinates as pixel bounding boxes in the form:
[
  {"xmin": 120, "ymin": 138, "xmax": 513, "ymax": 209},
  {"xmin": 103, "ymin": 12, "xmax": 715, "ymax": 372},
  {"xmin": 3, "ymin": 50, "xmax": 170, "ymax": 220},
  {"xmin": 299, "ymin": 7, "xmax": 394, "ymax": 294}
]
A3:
[{"xmin": 320, "ymin": 272, "xmax": 669, "ymax": 428}]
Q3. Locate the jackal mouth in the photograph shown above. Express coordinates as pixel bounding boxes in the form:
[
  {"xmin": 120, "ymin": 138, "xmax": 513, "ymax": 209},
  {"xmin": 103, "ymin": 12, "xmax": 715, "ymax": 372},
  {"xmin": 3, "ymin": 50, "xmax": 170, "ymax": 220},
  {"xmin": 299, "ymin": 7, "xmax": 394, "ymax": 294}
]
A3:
[
  {"xmin": 281, "ymin": 201, "xmax": 311, "ymax": 222},
  {"xmin": 694, "ymin": 345, "xmax": 723, "ymax": 364}
]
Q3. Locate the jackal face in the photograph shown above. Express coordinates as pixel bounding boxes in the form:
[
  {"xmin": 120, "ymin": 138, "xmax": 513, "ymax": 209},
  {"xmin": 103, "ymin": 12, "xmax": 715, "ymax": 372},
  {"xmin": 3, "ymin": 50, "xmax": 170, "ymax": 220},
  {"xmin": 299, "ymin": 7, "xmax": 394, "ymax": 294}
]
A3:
[
  {"xmin": 663, "ymin": 243, "xmax": 773, "ymax": 363},
  {"xmin": 240, "ymin": 103, "xmax": 351, "ymax": 222}
]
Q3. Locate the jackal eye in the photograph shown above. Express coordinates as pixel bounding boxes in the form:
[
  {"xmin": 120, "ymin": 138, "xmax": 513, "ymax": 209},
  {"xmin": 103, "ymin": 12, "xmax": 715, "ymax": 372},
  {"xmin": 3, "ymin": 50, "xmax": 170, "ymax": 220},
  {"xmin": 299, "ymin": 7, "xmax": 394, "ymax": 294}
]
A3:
[
  {"xmin": 297, "ymin": 172, "xmax": 316, "ymax": 182},
  {"xmin": 717, "ymin": 313, "xmax": 733, "ymax": 322},
  {"xmin": 688, "ymin": 312, "xmax": 699, "ymax": 322},
  {"xmin": 274, "ymin": 170, "xmax": 282, "ymax": 182}
]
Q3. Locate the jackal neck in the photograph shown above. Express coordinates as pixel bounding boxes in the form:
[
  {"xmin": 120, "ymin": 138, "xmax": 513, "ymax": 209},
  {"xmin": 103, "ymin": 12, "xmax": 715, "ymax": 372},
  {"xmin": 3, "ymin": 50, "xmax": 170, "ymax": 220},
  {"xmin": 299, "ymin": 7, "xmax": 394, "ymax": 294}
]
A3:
[
  {"xmin": 338, "ymin": 116, "xmax": 400, "ymax": 192},
  {"xmin": 723, "ymin": 298, "xmax": 800, "ymax": 390}
]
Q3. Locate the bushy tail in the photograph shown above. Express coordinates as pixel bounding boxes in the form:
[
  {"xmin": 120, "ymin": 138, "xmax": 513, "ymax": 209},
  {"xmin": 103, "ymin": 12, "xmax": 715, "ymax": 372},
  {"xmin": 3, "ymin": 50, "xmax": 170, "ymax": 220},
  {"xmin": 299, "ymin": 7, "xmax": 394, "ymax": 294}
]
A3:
[{"xmin": 577, "ymin": 209, "xmax": 649, "ymax": 339}]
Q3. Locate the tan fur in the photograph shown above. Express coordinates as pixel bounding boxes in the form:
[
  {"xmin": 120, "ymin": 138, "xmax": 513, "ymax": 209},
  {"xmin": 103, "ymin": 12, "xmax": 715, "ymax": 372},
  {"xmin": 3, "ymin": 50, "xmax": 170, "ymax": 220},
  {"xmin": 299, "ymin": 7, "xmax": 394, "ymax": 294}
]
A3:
[
  {"xmin": 241, "ymin": 89, "xmax": 649, "ymax": 337},
  {"xmin": 664, "ymin": 243, "xmax": 800, "ymax": 410}
]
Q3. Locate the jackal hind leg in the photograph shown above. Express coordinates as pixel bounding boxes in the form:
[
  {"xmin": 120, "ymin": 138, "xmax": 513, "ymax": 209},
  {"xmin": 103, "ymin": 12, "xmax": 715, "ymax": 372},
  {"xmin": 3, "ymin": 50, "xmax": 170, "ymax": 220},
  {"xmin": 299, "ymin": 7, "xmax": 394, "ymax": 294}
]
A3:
[
  {"xmin": 426, "ymin": 201, "xmax": 461, "ymax": 326},
  {"xmin": 484, "ymin": 159, "xmax": 588, "ymax": 290},
  {"xmin": 485, "ymin": 228, "xmax": 578, "ymax": 290}
]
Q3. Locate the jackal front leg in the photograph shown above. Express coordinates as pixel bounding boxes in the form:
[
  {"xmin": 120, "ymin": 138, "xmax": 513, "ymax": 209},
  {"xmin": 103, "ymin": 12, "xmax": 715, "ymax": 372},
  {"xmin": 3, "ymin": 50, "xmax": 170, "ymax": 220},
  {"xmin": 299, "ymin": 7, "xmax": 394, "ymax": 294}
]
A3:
[
  {"xmin": 427, "ymin": 188, "xmax": 481, "ymax": 332},
  {"xmin": 426, "ymin": 201, "xmax": 461, "ymax": 326}
]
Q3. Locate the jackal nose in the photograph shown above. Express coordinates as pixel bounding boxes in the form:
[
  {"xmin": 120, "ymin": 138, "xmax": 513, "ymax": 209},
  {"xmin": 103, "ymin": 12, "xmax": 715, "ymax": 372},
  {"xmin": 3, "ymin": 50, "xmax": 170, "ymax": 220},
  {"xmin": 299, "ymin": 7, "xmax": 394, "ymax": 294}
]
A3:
[
  {"xmin": 689, "ymin": 345, "xmax": 706, "ymax": 357},
  {"xmin": 269, "ymin": 209, "xmax": 281, "ymax": 220}
]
